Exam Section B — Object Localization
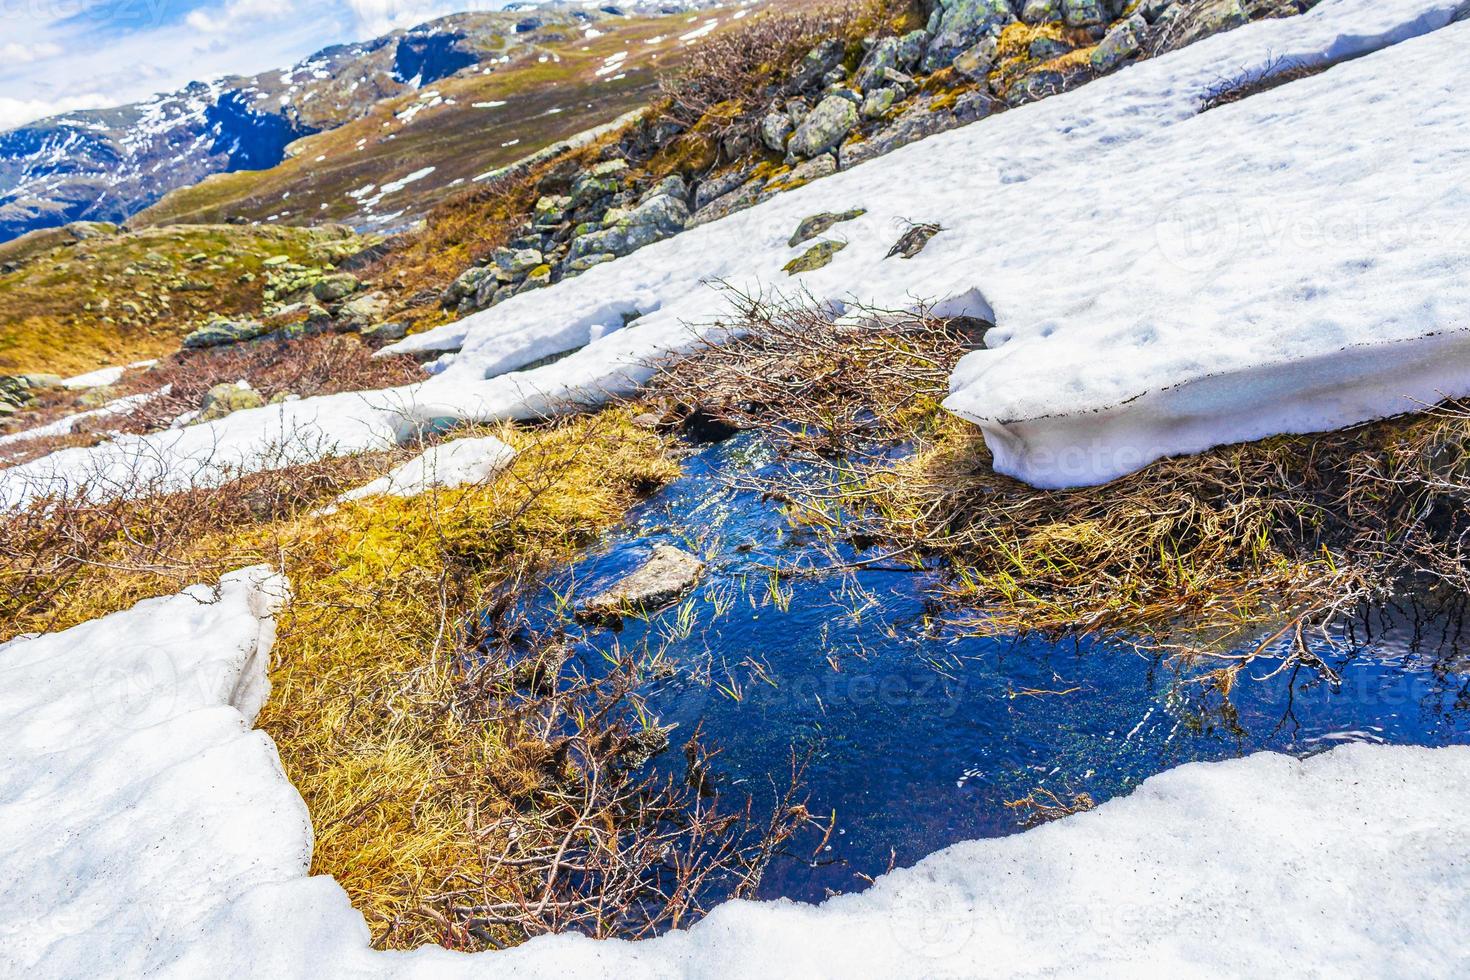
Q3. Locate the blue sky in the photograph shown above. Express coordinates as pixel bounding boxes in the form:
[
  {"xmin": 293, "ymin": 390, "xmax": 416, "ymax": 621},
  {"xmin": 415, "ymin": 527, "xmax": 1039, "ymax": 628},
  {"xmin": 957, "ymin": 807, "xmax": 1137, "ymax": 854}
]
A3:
[{"xmin": 0, "ymin": 0, "xmax": 517, "ymax": 130}]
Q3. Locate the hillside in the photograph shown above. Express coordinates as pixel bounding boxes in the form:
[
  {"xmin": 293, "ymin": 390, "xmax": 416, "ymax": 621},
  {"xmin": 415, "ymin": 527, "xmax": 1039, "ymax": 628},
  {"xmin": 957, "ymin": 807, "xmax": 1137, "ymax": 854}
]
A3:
[{"xmin": 0, "ymin": 1, "xmax": 736, "ymax": 243}]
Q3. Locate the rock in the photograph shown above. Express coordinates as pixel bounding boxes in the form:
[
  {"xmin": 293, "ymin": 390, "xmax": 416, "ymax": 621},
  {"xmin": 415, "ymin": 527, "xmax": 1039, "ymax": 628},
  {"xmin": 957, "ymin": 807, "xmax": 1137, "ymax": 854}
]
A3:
[
  {"xmin": 567, "ymin": 188, "xmax": 689, "ymax": 262},
  {"xmin": 855, "ymin": 36, "xmax": 902, "ymax": 92},
  {"xmin": 787, "ymin": 94, "xmax": 859, "ymax": 159},
  {"xmin": 570, "ymin": 168, "xmax": 622, "ymax": 208},
  {"xmin": 688, "ymin": 177, "xmax": 767, "ymax": 228},
  {"xmin": 695, "ymin": 168, "xmax": 754, "ymax": 211},
  {"xmin": 862, "ymin": 87, "xmax": 898, "ymax": 119},
  {"xmin": 760, "ymin": 111, "xmax": 795, "ymax": 152},
  {"xmin": 789, "ymin": 208, "xmax": 867, "ymax": 247},
  {"xmin": 788, "ymin": 38, "xmax": 846, "ymax": 92},
  {"xmin": 1061, "ymin": 0, "xmax": 1109, "ymax": 27},
  {"xmin": 1152, "ymin": 0, "xmax": 1248, "ymax": 53},
  {"xmin": 1091, "ymin": 13, "xmax": 1147, "ymax": 72},
  {"xmin": 441, "ymin": 265, "xmax": 492, "ymax": 306},
  {"xmin": 197, "ymin": 382, "xmax": 265, "ymax": 423},
  {"xmin": 639, "ymin": 175, "xmax": 687, "ymax": 206},
  {"xmin": 182, "ymin": 318, "xmax": 268, "ymax": 349},
  {"xmin": 312, "ymin": 272, "xmax": 361, "ymax": 303},
  {"xmin": 336, "ymin": 291, "xmax": 389, "ymax": 327},
  {"xmin": 886, "ymin": 222, "xmax": 942, "ymax": 259},
  {"xmin": 894, "ymin": 29, "xmax": 929, "ymax": 70},
  {"xmin": 1030, "ymin": 35, "xmax": 1074, "ymax": 59},
  {"xmin": 566, "ymin": 253, "xmax": 617, "ymax": 273},
  {"xmin": 952, "ymin": 36, "xmax": 999, "ymax": 81},
  {"xmin": 775, "ymin": 153, "xmax": 838, "ymax": 189},
  {"xmin": 534, "ymin": 194, "xmax": 571, "ymax": 225},
  {"xmin": 1139, "ymin": 0, "xmax": 1177, "ymax": 21},
  {"xmin": 575, "ymin": 543, "xmax": 705, "ymax": 623},
  {"xmin": 840, "ymin": 91, "xmax": 996, "ymax": 169},
  {"xmin": 1021, "ymin": 0, "xmax": 1061, "ymax": 22},
  {"xmin": 360, "ymin": 320, "xmax": 408, "ymax": 342},
  {"xmin": 922, "ymin": 0, "xmax": 1017, "ymax": 72},
  {"xmin": 784, "ymin": 239, "xmax": 847, "ymax": 275},
  {"xmin": 494, "ymin": 247, "xmax": 545, "ymax": 275},
  {"xmin": 517, "ymin": 265, "xmax": 553, "ymax": 292}
]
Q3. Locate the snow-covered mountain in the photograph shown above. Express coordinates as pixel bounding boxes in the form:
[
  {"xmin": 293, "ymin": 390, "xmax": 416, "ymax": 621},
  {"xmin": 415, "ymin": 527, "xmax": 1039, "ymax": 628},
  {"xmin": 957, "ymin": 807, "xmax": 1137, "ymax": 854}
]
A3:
[{"xmin": 0, "ymin": 2, "xmax": 711, "ymax": 244}]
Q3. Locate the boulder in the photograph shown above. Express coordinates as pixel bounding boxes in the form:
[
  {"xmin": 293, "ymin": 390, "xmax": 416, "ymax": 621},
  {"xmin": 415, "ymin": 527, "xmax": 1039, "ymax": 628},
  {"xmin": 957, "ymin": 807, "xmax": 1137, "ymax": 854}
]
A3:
[
  {"xmin": 197, "ymin": 382, "xmax": 265, "ymax": 423},
  {"xmin": 894, "ymin": 29, "xmax": 929, "ymax": 70},
  {"xmin": 336, "ymin": 291, "xmax": 389, "ymax": 327},
  {"xmin": 441, "ymin": 265, "xmax": 492, "ymax": 306},
  {"xmin": 840, "ymin": 91, "xmax": 996, "ymax": 168},
  {"xmin": 575, "ymin": 543, "xmax": 705, "ymax": 623},
  {"xmin": 360, "ymin": 321, "xmax": 408, "ymax": 342},
  {"xmin": 1061, "ymin": 0, "xmax": 1109, "ymax": 27},
  {"xmin": 789, "ymin": 208, "xmax": 867, "ymax": 248},
  {"xmin": 788, "ymin": 38, "xmax": 846, "ymax": 92},
  {"xmin": 1021, "ymin": 0, "xmax": 1062, "ymax": 22},
  {"xmin": 952, "ymin": 36, "xmax": 1000, "ymax": 81},
  {"xmin": 494, "ymin": 247, "xmax": 545, "ymax": 275},
  {"xmin": 1091, "ymin": 12, "xmax": 1147, "ymax": 71},
  {"xmin": 182, "ymin": 318, "xmax": 268, "ymax": 349},
  {"xmin": 567, "ymin": 191, "xmax": 689, "ymax": 262},
  {"xmin": 784, "ymin": 239, "xmax": 848, "ymax": 275},
  {"xmin": 862, "ymin": 87, "xmax": 899, "ymax": 118},
  {"xmin": 787, "ymin": 94, "xmax": 859, "ymax": 159},
  {"xmin": 922, "ymin": 0, "xmax": 1017, "ymax": 72},
  {"xmin": 1152, "ymin": 0, "xmax": 1248, "ymax": 54},
  {"xmin": 855, "ymin": 36, "xmax": 902, "ymax": 92},
  {"xmin": 311, "ymin": 273, "xmax": 360, "ymax": 303},
  {"xmin": 761, "ymin": 111, "xmax": 795, "ymax": 152}
]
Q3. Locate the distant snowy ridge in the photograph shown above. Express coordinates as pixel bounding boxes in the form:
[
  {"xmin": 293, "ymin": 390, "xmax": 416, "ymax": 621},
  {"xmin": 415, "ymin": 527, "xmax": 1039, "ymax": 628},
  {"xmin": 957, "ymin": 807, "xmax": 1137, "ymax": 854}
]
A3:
[
  {"xmin": 4, "ymin": 571, "xmax": 1468, "ymax": 977},
  {"xmin": 2, "ymin": 0, "xmax": 1466, "ymax": 507}
]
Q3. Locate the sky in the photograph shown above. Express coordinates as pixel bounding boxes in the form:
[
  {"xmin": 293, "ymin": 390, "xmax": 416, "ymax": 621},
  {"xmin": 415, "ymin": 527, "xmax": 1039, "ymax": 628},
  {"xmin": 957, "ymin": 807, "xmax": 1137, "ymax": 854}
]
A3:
[{"xmin": 0, "ymin": 0, "xmax": 520, "ymax": 131}]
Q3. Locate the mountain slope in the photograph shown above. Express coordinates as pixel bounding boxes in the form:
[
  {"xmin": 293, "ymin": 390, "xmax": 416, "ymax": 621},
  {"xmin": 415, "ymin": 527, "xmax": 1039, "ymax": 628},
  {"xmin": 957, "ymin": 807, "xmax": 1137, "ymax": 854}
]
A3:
[{"xmin": 0, "ymin": 2, "xmax": 726, "ymax": 244}]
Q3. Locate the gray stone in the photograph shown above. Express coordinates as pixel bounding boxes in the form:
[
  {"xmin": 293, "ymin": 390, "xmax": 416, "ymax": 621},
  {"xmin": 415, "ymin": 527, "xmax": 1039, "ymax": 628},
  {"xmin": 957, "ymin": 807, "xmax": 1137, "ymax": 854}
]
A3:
[
  {"xmin": 566, "ymin": 253, "xmax": 617, "ymax": 273},
  {"xmin": 952, "ymin": 36, "xmax": 999, "ymax": 81},
  {"xmin": 640, "ymin": 175, "xmax": 687, "ymax": 205},
  {"xmin": 441, "ymin": 265, "xmax": 492, "ymax": 306},
  {"xmin": 688, "ymin": 178, "xmax": 767, "ymax": 228},
  {"xmin": 1021, "ymin": 0, "xmax": 1061, "ymax": 22},
  {"xmin": 855, "ymin": 36, "xmax": 901, "ymax": 92},
  {"xmin": 862, "ymin": 87, "xmax": 898, "ymax": 118},
  {"xmin": 784, "ymin": 239, "xmax": 848, "ymax": 275},
  {"xmin": 311, "ymin": 272, "xmax": 359, "ymax": 303},
  {"xmin": 567, "ymin": 192, "xmax": 689, "ymax": 262},
  {"xmin": 494, "ymin": 247, "xmax": 545, "ymax": 275},
  {"xmin": 789, "ymin": 208, "xmax": 867, "ymax": 248},
  {"xmin": 1091, "ymin": 12, "xmax": 1147, "ymax": 71},
  {"xmin": 894, "ymin": 29, "xmax": 929, "ymax": 70},
  {"xmin": 695, "ymin": 168, "xmax": 754, "ymax": 211},
  {"xmin": 533, "ymin": 194, "xmax": 571, "ymax": 225},
  {"xmin": 761, "ymin": 111, "xmax": 795, "ymax": 152},
  {"xmin": 1152, "ymin": 0, "xmax": 1248, "ymax": 53},
  {"xmin": 336, "ymin": 291, "xmax": 389, "ymax": 326},
  {"xmin": 575, "ymin": 543, "xmax": 705, "ymax": 622},
  {"xmin": 783, "ymin": 153, "xmax": 838, "ymax": 187},
  {"xmin": 841, "ymin": 91, "xmax": 996, "ymax": 169},
  {"xmin": 360, "ymin": 321, "xmax": 408, "ymax": 342},
  {"xmin": 788, "ymin": 38, "xmax": 846, "ymax": 92},
  {"xmin": 787, "ymin": 94, "xmax": 859, "ymax": 159},
  {"xmin": 1061, "ymin": 0, "xmax": 1108, "ymax": 26},
  {"xmin": 182, "ymin": 317, "xmax": 268, "ymax": 349},
  {"xmin": 922, "ymin": 0, "xmax": 1016, "ymax": 72},
  {"xmin": 197, "ymin": 382, "xmax": 265, "ymax": 423}
]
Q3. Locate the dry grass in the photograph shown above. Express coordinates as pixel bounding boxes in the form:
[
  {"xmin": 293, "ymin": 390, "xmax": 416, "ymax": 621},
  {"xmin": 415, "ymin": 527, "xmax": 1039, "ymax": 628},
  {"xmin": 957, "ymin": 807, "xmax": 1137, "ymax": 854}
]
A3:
[
  {"xmin": 643, "ymin": 296, "xmax": 1470, "ymax": 690},
  {"xmin": 1, "ymin": 407, "xmax": 815, "ymax": 949}
]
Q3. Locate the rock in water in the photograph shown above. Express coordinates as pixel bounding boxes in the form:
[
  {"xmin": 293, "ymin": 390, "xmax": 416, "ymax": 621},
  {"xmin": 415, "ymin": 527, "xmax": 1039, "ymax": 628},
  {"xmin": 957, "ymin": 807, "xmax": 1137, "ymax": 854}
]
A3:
[{"xmin": 576, "ymin": 544, "xmax": 705, "ymax": 624}]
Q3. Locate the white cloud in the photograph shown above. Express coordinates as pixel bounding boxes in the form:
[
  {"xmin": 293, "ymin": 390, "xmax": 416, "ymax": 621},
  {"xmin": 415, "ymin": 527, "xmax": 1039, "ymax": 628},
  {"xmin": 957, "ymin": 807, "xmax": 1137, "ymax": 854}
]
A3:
[
  {"xmin": 186, "ymin": 0, "xmax": 295, "ymax": 34},
  {"xmin": 0, "ymin": 94, "xmax": 111, "ymax": 131},
  {"xmin": 0, "ymin": 42, "xmax": 63, "ymax": 63}
]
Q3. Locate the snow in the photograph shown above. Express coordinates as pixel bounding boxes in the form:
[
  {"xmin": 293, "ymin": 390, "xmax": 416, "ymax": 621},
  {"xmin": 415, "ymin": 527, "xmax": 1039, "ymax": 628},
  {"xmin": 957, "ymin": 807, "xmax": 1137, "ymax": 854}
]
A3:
[
  {"xmin": 5, "ymin": 572, "xmax": 1469, "ymax": 977},
  {"xmin": 0, "ymin": 387, "xmax": 169, "ymax": 450},
  {"xmin": 386, "ymin": 0, "xmax": 1470, "ymax": 488},
  {"xmin": 337, "ymin": 434, "xmax": 516, "ymax": 502},
  {"xmin": 4, "ymin": 0, "xmax": 1467, "ymax": 508}
]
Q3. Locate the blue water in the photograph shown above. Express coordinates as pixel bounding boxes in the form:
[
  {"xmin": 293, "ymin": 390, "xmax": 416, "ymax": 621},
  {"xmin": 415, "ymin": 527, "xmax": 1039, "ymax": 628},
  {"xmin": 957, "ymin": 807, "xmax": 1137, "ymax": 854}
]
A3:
[{"xmin": 498, "ymin": 433, "xmax": 1470, "ymax": 903}]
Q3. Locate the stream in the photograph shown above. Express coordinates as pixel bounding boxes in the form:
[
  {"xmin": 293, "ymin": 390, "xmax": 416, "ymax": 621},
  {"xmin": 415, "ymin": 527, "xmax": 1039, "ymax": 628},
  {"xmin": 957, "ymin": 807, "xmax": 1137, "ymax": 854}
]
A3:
[{"xmin": 501, "ymin": 432, "xmax": 1470, "ymax": 904}]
